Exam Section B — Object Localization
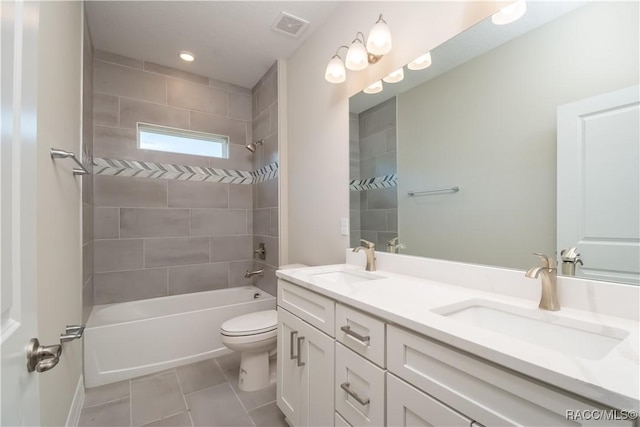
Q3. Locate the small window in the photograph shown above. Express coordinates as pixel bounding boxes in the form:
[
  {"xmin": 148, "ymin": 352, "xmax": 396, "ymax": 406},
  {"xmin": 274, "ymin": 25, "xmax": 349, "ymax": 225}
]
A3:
[{"xmin": 137, "ymin": 123, "xmax": 229, "ymax": 158}]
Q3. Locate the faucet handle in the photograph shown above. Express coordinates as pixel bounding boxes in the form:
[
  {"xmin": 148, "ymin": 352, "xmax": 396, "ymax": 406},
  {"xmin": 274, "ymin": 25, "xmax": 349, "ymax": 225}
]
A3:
[
  {"xmin": 387, "ymin": 237, "xmax": 398, "ymax": 246},
  {"xmin": 360, "ymin": 239, "xmax": 375, "ymax": 249},
  {"xmin": 533, "ymin": 253, "xmax": 556, "ymax": 269}
]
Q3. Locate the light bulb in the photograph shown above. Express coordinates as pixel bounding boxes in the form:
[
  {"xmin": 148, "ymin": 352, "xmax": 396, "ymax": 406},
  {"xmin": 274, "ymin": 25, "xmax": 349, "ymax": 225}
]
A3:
[
  {"xmin": 179, "ymin": 51, "xmax": 195, "ymax": 62},
  {"xmin": 492, "ymin": 0, "xmax": 527, "ymax": 25},
  {"xmin": 366, "ymin": 15, "xmax": 392, "ymax": 55},
  {"xmin": 382, "ymin": 67, "xmax": 404, "ymax": 83},
  {"xmin": 325, "ymin": 56, "xmax": 346, "ymax": 83},
  {"xmin": 345, "ymin": 39, "xmax": 369, "ymax": 71},
  {"xmin": 363, "ymin": 80, "xmax": 383, "ymax": 94},
  {"xmin": 407, "ymin": 52, "xmax": 432, "ymax": 71}
]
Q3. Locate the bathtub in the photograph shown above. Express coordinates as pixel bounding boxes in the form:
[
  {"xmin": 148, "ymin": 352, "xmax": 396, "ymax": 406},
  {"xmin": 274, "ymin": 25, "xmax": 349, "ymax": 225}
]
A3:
[{"xmin": 84, "ymin": 286, "xmax": 276, "ymax": 388}]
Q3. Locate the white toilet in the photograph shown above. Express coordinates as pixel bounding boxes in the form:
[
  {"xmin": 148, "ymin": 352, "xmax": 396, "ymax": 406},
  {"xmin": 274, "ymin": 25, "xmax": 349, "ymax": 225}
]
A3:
[{"xmin": 220, "ymin": 309, "xmax": 278, "ymax": 392}]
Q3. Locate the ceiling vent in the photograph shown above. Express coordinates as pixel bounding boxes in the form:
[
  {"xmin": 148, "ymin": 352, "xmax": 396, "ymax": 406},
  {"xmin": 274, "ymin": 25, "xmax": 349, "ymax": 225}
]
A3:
[{"xmin": 271, "ymin": 12, "xmax": 309, "ymax": 38}]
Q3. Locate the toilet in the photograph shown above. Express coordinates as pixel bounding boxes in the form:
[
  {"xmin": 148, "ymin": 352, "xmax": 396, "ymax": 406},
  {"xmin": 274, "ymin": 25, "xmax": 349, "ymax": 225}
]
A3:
[{"xmin": 220, "ymin": 309, "xmax": 278, "ymax": 392}]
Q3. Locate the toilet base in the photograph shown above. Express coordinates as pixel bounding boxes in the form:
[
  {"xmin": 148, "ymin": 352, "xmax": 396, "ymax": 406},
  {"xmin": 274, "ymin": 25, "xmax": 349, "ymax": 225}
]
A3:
[{"xmin": 238, "ymin": 351, "xmax": 275, "ymax": 392}]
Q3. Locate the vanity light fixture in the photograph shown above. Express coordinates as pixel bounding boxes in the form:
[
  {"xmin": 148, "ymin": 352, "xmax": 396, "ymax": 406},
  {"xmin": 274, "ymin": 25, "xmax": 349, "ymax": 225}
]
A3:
[
  {"xmin": 492, "ymin": 0, "xmax": 527, "ymax": 25},
  {"xmin": 382, "ymin": 67, "xmax": 404, "ymax": 83},
  {"xmin": 179, "ymin": 51, "xmax": 195, "ymax": 62},
  {"xmin": 407, "ymin": 52, "xmax": 432, "ymax": 71},
  {"xmin": 324, "ymin": 14, "xmax": 392, "ymax": 83},
  {"xmin": 363, "ymin": 80, "xmax": 383, "ymax": 94}
]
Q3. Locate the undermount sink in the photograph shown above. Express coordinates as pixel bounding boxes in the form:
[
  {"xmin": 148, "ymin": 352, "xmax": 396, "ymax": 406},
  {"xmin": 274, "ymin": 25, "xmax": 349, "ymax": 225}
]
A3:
[
  {"xmin": 433, "ymin": 299, "xmax": 629, "ymax": 360},
  {"xmin": 309, "ymin": 268, "xmax": 384, "ymax": 284}
]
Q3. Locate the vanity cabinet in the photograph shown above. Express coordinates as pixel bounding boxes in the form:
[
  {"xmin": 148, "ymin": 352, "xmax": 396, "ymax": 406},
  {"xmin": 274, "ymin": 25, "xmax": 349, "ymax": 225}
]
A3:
[
  {"xmin": 278, "ymin": 279, "xmax": 634, "ymax": 427},
  {"xmin": 277, "ymin": 281, "xmax": 335, "ymax": 427}
]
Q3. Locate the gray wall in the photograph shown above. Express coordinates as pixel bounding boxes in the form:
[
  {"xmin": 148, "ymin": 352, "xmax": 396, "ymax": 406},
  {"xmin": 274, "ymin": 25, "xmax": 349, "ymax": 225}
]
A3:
[
  {"xmin": 82, "ymin": 15, "xmax": 94, "ymax": 322},
  {"xmin": 351, "ymin": 97, "xmax": 398, "ymax": 250},
  {"xmin": 398, "ymin": 2, "xmax": 639, "ymax": 270},
  {"xmin": 251, "ymin": 64, "xmax": 279, "ymax": 295},
  {"xmin": 92, "ymin": 50, "xmax": 275, "ymax": 304}
]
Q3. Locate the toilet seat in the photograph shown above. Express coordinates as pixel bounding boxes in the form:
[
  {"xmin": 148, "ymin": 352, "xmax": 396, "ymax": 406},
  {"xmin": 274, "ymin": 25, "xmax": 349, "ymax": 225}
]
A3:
[{"xmin": 220, "ymin": 309, "xmax": 277, "ymax": 337}]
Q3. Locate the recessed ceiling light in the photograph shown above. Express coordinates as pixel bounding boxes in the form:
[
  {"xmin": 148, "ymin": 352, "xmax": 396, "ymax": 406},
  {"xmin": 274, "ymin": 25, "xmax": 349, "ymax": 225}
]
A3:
[{"xmin": 179, "ymin": 51, "xmax": 195, "ymax": 62}]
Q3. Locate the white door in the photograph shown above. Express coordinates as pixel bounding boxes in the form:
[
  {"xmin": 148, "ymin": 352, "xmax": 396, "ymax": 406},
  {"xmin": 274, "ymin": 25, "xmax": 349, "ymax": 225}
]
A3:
[
  {"xmin": 557, "ymin": 85, "xmax": 640, "ymax": 284},
  {"xmin": 1, "ymin": 1, "xmax": 41, "ymax": 425}
]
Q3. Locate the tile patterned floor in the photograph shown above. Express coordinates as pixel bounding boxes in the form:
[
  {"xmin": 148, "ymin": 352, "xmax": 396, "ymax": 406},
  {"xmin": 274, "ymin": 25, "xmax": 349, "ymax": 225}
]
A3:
[{"xmin": 79, "ymin": 353, "xmax": 287, "ymax": 427}]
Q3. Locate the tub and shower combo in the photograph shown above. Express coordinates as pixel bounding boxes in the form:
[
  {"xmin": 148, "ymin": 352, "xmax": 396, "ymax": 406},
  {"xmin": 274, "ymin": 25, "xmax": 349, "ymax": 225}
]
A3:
[{"xmin": 84, "ymin": 286, "xmax": 275, "ymax": 387}]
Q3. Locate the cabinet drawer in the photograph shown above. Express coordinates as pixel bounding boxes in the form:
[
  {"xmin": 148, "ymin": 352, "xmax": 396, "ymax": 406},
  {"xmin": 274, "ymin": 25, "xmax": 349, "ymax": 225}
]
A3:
[
  {"xmin": 387, "ymin": 372, "xmax": 472, "ymax": 427},
  {"xmin": 336, "ymin": 303, "xmax": 385, "ymax": 367},
  {"xmin": 387, "ymin": 325, "xmax": 633, "ymax": 427},
  {"xmin": 277, "ymin": 280, "xmax": 335, "ymax": 337},
  {"xmin": 335, "ymin": 343, "xmax": 385, "ymax": 427}
]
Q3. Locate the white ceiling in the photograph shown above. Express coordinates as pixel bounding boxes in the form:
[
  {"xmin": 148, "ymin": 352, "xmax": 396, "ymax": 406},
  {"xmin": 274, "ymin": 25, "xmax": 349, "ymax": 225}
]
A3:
[{"xmin": 85, "ymin": 1, "xmax": 341, "ymax": 89}]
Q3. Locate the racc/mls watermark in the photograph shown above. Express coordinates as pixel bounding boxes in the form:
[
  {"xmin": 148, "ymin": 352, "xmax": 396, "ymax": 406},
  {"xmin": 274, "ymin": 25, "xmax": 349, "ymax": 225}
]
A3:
[{"xmin": 566, "ymin": 409, "xmax": 638, "ymax": 421}]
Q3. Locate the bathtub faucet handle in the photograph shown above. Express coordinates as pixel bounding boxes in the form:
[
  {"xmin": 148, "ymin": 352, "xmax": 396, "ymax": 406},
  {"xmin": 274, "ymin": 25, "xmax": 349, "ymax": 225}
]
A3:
[{"xmin": 60, "ymin": 324, "xmax": 85, "ymax": 343}]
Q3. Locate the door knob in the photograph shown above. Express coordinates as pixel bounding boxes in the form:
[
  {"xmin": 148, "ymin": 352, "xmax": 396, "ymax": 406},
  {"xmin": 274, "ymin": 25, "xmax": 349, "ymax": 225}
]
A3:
[{"xmin": 26, "ymin": 338, "xmax": 62, "ymax": 373}]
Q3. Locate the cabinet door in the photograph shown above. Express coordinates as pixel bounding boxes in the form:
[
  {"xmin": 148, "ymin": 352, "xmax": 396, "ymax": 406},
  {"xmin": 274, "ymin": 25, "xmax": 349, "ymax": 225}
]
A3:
[
  {"xmin": 387, "ymin": 373, "xmax": 472, "ymax": 427},
  {"xmin": 278, "ymin": 308, "xmax": 334, "ymax": 427},
  {"xmin": 277, "ymin": 309, "xmax": 304, "ymax": 426},
  {"xmin": 299, "ymin": 316, "xmax": 335, "ymax": 427}
]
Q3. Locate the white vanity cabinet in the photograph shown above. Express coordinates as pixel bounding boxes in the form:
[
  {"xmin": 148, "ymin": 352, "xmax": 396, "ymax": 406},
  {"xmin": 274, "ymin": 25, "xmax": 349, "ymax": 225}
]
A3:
[
  {"xmin": 277, "ymin": 280, "xmax": 335, "ymax": 427},
  {"xmin": 387, "ymin": 325, "xmax": 634, "ymax": 427},
  {"xmin": 277, "ymin": 279, "xmax": 635, "ymax": 427}
]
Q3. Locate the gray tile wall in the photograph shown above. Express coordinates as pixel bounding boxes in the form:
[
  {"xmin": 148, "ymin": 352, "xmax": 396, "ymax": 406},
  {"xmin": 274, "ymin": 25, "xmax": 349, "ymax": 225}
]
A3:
[
  {"xmin": 92, "ymin": 50, "xmax": 260, "ymax": 304},
  {"xmin": 82, "ymin": 17, "xmax": 94, "ymax": 323},
  {"xmin": 251, "ymin": 63, "xmax": 279, "ymax": 296},
  {"xmin": 353, "ymin": 97, "xmax": 398, "ymax": 250}
]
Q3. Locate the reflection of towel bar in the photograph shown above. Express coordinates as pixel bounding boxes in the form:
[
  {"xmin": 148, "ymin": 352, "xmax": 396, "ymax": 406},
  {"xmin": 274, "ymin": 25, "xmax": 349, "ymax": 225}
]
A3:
[
  {"xmin": 408, "ymin": 186, "xmax": 459, "ymax": 196},
  {"xmin": 50, "ymin": 148, "xmax": 90, "ymax": 176}
]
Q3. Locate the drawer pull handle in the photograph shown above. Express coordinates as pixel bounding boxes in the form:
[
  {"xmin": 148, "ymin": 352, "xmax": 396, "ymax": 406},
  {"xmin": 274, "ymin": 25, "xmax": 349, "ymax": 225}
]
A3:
[
  {"xmin": 296, "ymin": 336, "xmax": 305, "ymax": 367},
  {"xmin": 340, "ymin": 325, "xmax": 370, "ymax": 345},
  {"xmin": 340, "ymin": 382, "xmax": 370, "ymax": 406},
  {"xmin": 289, "ymin": 331, "xmax": 298, "ymax": 360}
]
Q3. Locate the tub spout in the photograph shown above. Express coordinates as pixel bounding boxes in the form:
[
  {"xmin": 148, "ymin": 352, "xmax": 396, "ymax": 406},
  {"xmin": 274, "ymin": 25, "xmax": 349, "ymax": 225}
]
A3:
[{"xmin": 245, "ymin": 269, "xmax": 265, "ymax": 278}]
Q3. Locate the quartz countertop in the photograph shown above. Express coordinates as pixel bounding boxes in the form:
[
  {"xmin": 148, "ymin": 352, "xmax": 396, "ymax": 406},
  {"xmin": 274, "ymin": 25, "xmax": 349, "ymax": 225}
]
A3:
[{"xmin": 276, "ymin": 264, "xmax": 640, "ymax": 411}]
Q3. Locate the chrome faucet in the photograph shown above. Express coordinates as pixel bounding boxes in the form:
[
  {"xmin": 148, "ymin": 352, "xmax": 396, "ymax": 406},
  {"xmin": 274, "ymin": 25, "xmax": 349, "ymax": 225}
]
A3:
[
  {"xmin": 353, "ymin": 239, "xmax": 376, "ymax": 271},
  {"xmin": 244, "ymin": 269, "xmax": 264, "ymax": 278},
  {"xmin": 525, "ymin": 253, "xmax": 560, "ymax": 311},
  {"xmin": 386, "ymin": 237, "xmax": 406, "ymax": 254}
]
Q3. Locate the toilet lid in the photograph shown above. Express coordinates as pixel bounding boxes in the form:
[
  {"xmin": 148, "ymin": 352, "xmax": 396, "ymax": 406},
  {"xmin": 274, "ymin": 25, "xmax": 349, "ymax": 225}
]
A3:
[{"xmin": 221, "ymin": 310, "xmax": 277, "ymax": 336}]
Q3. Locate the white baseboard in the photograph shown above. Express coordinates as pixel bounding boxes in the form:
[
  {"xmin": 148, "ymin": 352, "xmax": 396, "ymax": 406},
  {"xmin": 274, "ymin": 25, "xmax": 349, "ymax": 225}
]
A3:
[{"xmin": 65, "ymin": 375, "xmax": 85, "ymax": 427}]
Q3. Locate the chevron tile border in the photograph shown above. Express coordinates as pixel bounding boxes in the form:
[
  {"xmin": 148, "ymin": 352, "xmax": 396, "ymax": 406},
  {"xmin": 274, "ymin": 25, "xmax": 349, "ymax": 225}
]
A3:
[
  {"xmin": 349, "ymin": 174, "xmax": 397, "ymax": 191},
  {"xmin": 93, "ymin": 158, "xmax": 278, "ymax": 184}
]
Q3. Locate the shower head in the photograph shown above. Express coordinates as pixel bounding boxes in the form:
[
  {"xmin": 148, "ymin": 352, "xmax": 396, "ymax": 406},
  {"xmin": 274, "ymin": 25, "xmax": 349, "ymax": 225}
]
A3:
[{"xmin": 246, "ymin": 139, "xmax": 264, "ymax": 153}]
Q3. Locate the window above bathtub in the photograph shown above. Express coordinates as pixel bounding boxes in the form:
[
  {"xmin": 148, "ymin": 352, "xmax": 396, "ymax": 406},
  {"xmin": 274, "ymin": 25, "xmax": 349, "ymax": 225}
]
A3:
[{"xmin": 137, "ymin": 123, "xmax": 229, "ymax": 158}]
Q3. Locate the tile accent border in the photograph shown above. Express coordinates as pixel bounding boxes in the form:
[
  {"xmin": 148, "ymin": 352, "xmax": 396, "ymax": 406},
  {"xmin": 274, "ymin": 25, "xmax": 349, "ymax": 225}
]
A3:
[
  {"xmin": 349, "ymin": 174, "xmax": 397, "ymax": 191},
  {"xmin": 93, "ymin": 158, "xmax": 278, "ymax": 184}
]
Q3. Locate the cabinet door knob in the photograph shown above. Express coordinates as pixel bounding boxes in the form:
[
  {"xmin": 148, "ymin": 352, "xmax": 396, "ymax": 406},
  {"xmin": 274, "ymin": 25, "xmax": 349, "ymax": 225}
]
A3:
[
  {"xmin": 340, "ymin": 382, "xmax": 370, "ymax": 406},
  {"xmin": 296, "ymin": 336, "xmax": 305, "ymax": 367},
  {"xmin": 340, "ymin": 325, "xmax": 370, "ymax": 345},
  {"xmin": 289, "ymin": 331, "xmax": 298, "ymax": 360}
]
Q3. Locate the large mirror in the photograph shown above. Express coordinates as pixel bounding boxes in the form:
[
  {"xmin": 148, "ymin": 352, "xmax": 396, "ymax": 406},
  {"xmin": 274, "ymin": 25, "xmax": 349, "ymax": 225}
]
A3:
[{"xmin": 349, "ymin": 1, "xmax": 639, "ymax": 284}]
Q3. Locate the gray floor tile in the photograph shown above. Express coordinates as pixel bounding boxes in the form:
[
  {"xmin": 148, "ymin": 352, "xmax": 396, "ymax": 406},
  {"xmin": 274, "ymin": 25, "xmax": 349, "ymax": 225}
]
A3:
[
  {"xmin": 249, "ymin": 403, "xmax": 287, "ymax": 427},
  {"xmin": 186, "ymin": 383, "xmax": 255, "ymax": 427},
  {"xmin": 176, "ymin": 359, "xmax": 227, "ymax": 395},
  {"xmin": 79, "ymin": 397, "xmax": 131, "ymax": 427},
  {"xmin": 215, "ymin": 352, "xmax": 241, "ymax": 372},
  {"xmin": 141, "ymin": 412, "xmax": 192, "ymax": 427},
  {"xmin": 131, "ymin": 371, "xmax": 187, "ymax": 426},
  {"xmin": 224, "ymin": 367, "xmax": 277, "ymax": 411},
  {"xmin": 84, "ymin": 380, "xmax": 130, "ymax": 408}
]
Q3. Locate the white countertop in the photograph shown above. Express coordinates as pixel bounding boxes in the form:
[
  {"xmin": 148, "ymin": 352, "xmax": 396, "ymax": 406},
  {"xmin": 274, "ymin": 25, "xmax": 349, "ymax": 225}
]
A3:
[{"xmin": 276, "ymin": 263, "xmax": 640, "ymax": 411}]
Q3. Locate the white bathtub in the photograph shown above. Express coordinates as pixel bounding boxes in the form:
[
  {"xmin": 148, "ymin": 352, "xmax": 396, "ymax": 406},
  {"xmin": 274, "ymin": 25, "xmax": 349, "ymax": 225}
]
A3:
[{"xmin": 84, "ymin": 286, "xmax": 276, "ymax": 388}]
